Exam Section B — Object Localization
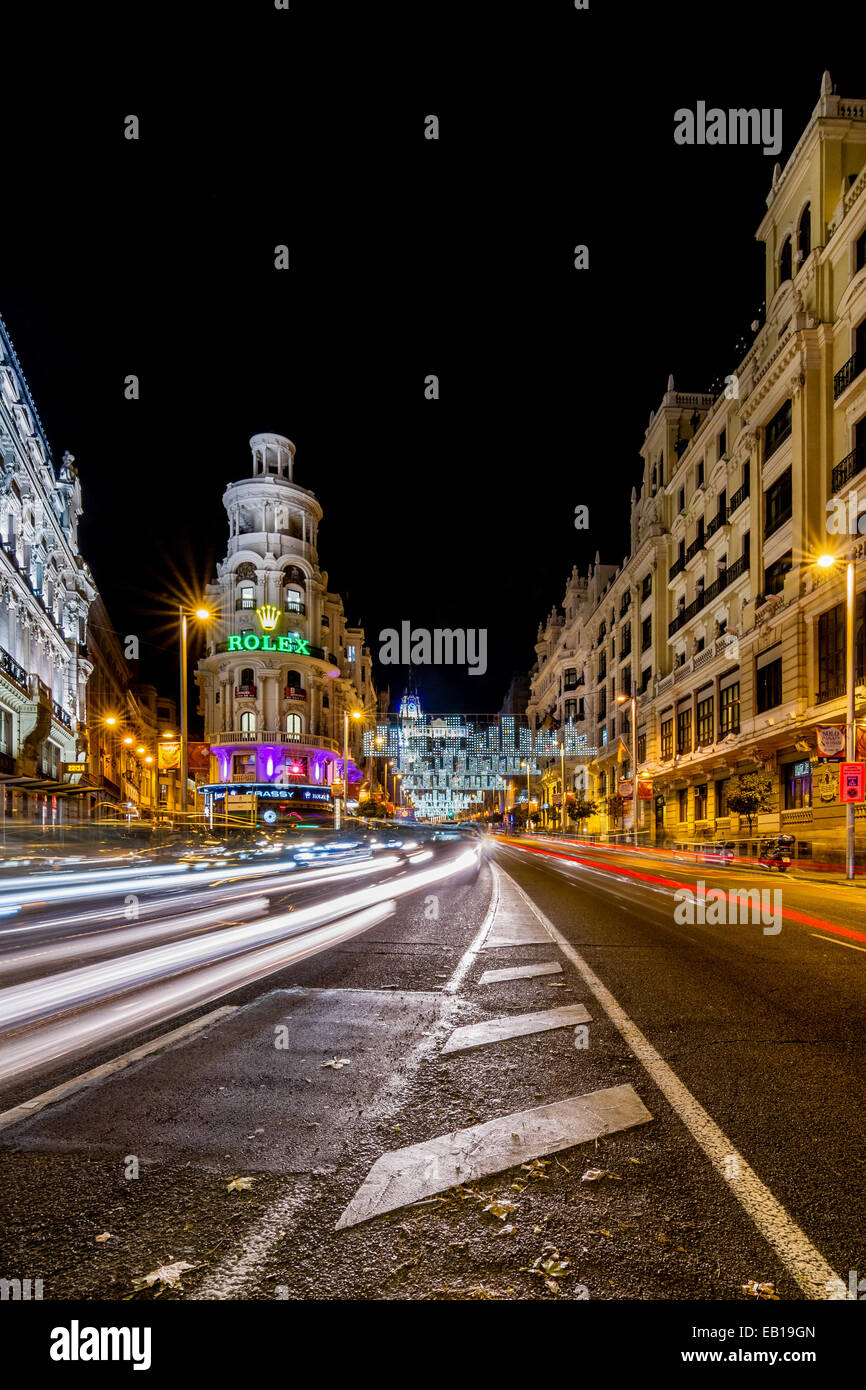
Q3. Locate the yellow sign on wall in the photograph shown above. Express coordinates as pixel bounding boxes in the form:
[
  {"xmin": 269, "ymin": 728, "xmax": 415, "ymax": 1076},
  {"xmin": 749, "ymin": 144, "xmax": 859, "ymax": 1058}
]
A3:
[{"xmin": 158, "ymin": 742, "xmax": 180, "ymax": 771}]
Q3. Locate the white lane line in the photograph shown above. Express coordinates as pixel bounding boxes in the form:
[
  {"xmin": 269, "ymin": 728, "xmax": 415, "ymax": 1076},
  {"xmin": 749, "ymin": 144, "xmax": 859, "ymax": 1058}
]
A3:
[
  {"xmin": 442, "ymin": 862, "xmax": 500, "ymax": 994},
  {"xmin": 477, "ymin": 961, "xmax": 563, "ymax": 985},
  {"xmin": 191, "ymin": 1178, "xmax": 315, "ymax": 1300},
  {"xmin": 335, "ymin": 1083, "xmax": 652, "ymax": 1229},
  {"xmin": 0, "ymin": 1006, "xmax": 237, "ymax": 1133},
  {"xmin": 502, "ymin": 868, "xmax": 850, "ymax": 1301},
  {"xmin": 810, "ymin": 933, "xmax": 866, "ymax": 955},
  {"xmin": 442, "ymin": 1003, "xmax": 591, "ymax": 1055}
]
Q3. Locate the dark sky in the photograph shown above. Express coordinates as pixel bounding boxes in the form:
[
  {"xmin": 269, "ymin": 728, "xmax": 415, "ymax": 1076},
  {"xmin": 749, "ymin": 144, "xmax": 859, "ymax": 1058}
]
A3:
[{"xmin": 0, "ymin": 9, "xmax": 857, "ymax": 719}]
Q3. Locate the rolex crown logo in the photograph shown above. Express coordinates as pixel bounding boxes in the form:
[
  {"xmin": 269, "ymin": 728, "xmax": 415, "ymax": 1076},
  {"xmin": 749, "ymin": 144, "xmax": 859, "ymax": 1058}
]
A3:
[{"xmin": 256, "ymin": 604, "xmax": 280, "ymax": 632}]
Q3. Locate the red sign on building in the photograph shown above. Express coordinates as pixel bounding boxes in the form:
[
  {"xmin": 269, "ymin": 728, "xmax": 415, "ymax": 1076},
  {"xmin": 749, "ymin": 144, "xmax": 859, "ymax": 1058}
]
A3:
[{"xmin": 839, "ymin": 763, "xmax": 866, "ymax": 803}]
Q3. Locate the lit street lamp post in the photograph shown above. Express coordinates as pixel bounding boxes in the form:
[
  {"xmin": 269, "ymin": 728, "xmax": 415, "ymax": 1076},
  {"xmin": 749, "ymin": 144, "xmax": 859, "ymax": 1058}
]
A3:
[
  {"xmin": 617, "ymin": 680, "xmax": 639, "ymax": 847},
  {"xmin": 179, "ymin": 606, "xmax": 211, "ymax": 827},
  {"xmin": 817, "ymin": 551, "xmax": 858, "ymax": 879}
]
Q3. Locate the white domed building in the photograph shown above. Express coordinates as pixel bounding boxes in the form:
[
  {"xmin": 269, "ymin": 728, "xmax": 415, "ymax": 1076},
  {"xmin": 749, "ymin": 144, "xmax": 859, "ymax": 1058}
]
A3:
[{"xmin": 195, "ymin": 433, "xmax": 376, "ymax": 823}]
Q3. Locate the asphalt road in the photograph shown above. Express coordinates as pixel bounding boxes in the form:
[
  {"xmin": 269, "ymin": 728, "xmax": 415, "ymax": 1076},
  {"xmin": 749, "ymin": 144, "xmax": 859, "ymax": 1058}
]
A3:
[{"xmin": 0, "ymin": 833, "xmax": 862, "ymax": 1302}]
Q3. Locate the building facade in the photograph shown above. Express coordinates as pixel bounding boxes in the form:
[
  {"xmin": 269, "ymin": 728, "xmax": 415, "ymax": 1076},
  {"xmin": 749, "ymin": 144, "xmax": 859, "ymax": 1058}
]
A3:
[
  {"xmin": 195, "ymin": 432, "xmax": 377, "ymax": 823},
  {"xmin": 0, "ymin": 315, "xmax": 94, "ymax": 821},
  {"xmin": 526, "ymin": 75, "xmax": 866, "ymax": 859}
]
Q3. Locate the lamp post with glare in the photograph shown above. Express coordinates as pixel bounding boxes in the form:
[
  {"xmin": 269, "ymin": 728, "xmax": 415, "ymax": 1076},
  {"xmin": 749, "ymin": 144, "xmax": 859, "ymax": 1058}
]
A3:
[
  {"xmin": 817, "ymin": 551, "xmax": 858, "ymax": 879},
  {"xmin": 616, "ymin": 680, "xmax": 639, "ymax": 847},
  {"xmin": 179, "ymin": 606, "xmax": 211, "ymax": 827}
]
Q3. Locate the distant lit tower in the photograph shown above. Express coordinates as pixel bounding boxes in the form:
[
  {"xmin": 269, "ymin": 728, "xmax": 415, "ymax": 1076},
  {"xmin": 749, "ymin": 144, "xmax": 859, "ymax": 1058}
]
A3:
[{"xmin": 195, "ymin": 433, "xmax": 376, "ymax": 822}]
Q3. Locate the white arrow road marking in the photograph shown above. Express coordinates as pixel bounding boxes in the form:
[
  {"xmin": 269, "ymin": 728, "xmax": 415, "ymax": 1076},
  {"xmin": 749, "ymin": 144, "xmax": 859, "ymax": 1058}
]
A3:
[
  {"xmin": 335, "ymin": 1083, "xmax": 652, "ymax": 1229},
  {"xmin": 442, "ymin": 1003, "xmax": 591, "ymax": 1054},
  {"xmin": 503, "ymin": 867, "xmax": 852, "ymax": 1300},
  {"xmin": 477, "ymin": 961, "xmax": 563, "ymax": 984}
]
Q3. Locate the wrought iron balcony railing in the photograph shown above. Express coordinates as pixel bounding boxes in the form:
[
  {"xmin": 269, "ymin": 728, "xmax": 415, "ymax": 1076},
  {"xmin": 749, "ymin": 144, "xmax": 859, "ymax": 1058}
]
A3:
[{"xmin": 834, "ymin": 351, "xmax": 864, "ymax": 400}]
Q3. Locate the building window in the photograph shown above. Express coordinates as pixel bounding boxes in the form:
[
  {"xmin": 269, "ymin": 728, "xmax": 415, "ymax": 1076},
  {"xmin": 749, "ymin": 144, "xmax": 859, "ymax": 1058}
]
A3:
[
  {"xmin": 856, "ymin": 227, "xmax": 866, "ymax": 274},
  {"xmin": 285, "ymin": 588, "xmax": 304, "ymax": 613},
  {"xmin": 797, "ymin": 203, "xmax": 811, "ymax": 264},
  {"xmin": 678, "ymin": 486, "xmax": 685, "ymax": 513},
  {"xmin": 347, "ymin": 645, "xmax": 356, "ymax": 662},
  {"xmin": 697, "ymin": 695, "xmax": 714, "ymax": 747},
  {"xmin": 784, "ymin": 759, "xmax": 812, "ymax": 810},
  {"xmin": 717, "ymin": 427, "xmax": 727, "ymax": 460},
  {"xmin": 565, "ymin": 699, "xmax": 577, "ymax": 721},
  {"xmin": 599, "ymin": 651, "xmax": 607, "ymax": 680},
  {"xmin": 639, "ymin": 666, "xmax": 652, "ymax": 694},
  {"xmin": 598, "ymin": 689, "xmax": 607, "ymax": 717},
  {"xmin": 286, "ymin": 713, "xmax": 302, "ymax": 737},
  {"xmin": 677, "ymin": 707, "xmax": 692, "ymax": 753},
  {"xmin": 696, "ymin": 459, "xmax": 704, "ymax": 488},
  {"xmin": 764, "ymin": 552, "xmax": 792, "ymax": 597},
  {"xmin": 0, "ymin": 707, "xmax": 12, "ymax": 755},
  {"xmin": 637, "ymin": 732, "xmax": 646, "ymax": 763},
  {"xmin": 621, "ymin": 623, "xmax": 632, "ymax": 657},
  {"xmin": 719, "ymin": 682, "xmax": 740, "ymax": 735},
  {"xmin": 779, "ymin": 236, "xmax": 792, "ymax": 284},
  {"xmin": 817, "ymin": 596, "xmax": 866, "ymax": 702},
  {"xmin": 677, "ymin": 788, "xmax": 688, "ymax": 822},
  {"xmin": 764, "ymin": 469, "xmax": 792, "ymax": 539},
  {"xmin": 660, "ymin": 717, "xmax": 673, "ymax": 759},
  {"xmin": 641, "ymin": 616, "xmax": 652, "ymax": 652},
  {"xmin": 237, "ymin": 584, "xmax": 255, "ymax": 610},
  {"xmin": 765, "ymin": 402, "xmax": 792, "ymax": 462},
  {"xmin": 286, "ymin": 669, "xmax": 303, "ymax": 690},
  {"xmin": 239, "ymin": 667, "xmax": 255, "ymax": 687},
  {"xmin": 756, "ymin": 655, "xmax": 783, "ymax": 712},
  {"xmin": 641, "ymin": 573, "xmax": 652, "ymax": 601},
  {"xmin": 694, "ymin": 783, "xmax": 708, "ymax": 820},
  {"xmin": 239, "ymin": 711, "xmax": 256, "ymax": 732},
  {"xmin": 715, "ymin": 777, "xmax": 728, "ymax": 817}
]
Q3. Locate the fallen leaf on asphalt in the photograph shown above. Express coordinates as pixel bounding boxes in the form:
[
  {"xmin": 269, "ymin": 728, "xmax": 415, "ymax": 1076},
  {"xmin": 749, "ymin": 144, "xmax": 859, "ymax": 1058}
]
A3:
[
  {"xmin": 321, "ymin": 1057, "xmax": 351, "ymax": 1069},
  {"xmin": 226, "ymin": 1175, "xmax": 255, "ymax": 1193},
  {"xmin": 581, "ymin": 1168, "xmax": 621, "ymax": 1183},
  {"xmin": 95, "ymin": 1232, "xmax": 112, "ymax": 1243},
  {"xmin": 540, "ymin": 1256, "xmax": 571, "ymax": 1278},
  {"xmin": 521, "ymin": 1159, "xmax": 551, "ymax": 1179},
  {"xmin": 742, "ymin": 1280, "xmax": 779, "ymax": 1300},
  {"xmin": 132, "ymin": 1259, "xmax": 197, "ymax": 1292},
  {"xmin": 544, "ymin": 1278, "xmax": 560, "ymax": 1294},
  {"xmin": 483, "ymin": 1200, "xmax": 517, "ymax": 1220}
]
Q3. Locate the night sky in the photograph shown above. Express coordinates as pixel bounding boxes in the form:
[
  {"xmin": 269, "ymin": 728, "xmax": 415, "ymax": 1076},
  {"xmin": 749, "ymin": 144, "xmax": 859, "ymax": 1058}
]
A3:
[{"xmin": 0, "ymin": 10, "xmax": 855, "ymax": 720}]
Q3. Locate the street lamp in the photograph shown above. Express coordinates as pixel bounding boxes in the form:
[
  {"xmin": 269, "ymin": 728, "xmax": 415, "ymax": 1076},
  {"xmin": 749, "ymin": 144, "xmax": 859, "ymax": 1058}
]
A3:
[
  {"xmin": 179, "ymin": 605, "xmax": 212, "ymax": 827},
  {"xmin": 336, "ymin": 709, "xmax": 362, "ymax": 830},
  {"xmin": 616, "ymin": 680, "xmax": 639, "ymax": 847},
  {"xmin": 817, "ymin": 550, "xmax": 858, "ymax": 879}
]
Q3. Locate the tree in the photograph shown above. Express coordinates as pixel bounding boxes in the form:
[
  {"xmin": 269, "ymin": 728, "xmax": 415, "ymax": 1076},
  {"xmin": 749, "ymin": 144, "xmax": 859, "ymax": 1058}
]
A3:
[
  {"xmin": 606, "ymin": 794, "xmax": 624, "ymax": 829},
  {"xmin": 358, "ymin": 799, "xmax": 388, "ymax": 819},
  {"xmin": 568, "ymin": 795, "xmax": 598, "ymax": 833},
  {"xmin": 726, "ymin": 771, "xmax": 775, "ymax": 834}
]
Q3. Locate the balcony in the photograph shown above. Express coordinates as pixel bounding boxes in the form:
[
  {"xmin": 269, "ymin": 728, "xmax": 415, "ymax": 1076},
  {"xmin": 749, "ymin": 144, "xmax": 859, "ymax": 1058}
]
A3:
[
  {"xmin": 52, "ymin": 700, "xmax": 73, "ymax": 730},
  {"xmin": 834, "ymin": 351, "xmax": 864, "ymax": 401},
  {"xmin": 212, "ymin": 730, "xmax": 340, "ymax": 753},
  {"xmin": 763, "ymin": 505, "xmax": 792, "ymax": 540},
  {"xmin": 235, "ymin": 684, "xmax": 257, "ymax": 698},
  {"xmin": 685, "ymin": 530, "xmax": 706, "ymax": 563},
  {"xmin": 284, "ymin": 601, "xmax": 307, "ymax": 616},
  {"xmin": 727, "ymin": 481, "xmax": 749, "ymax": 516},
  {"xmin": 669, "ymin": 555, "xmax": 686, "ymax": 582},
  {"xmin": 832, "ymin": 444, "xmax": 866, "ymax": 494},
  {"xmin": 705, "ymin": 510, "xmax": 727, "ymax": 540},
  {"xmin": 235, "ymin": 598, "xmax": 256, "ymax": 611},
  {"xmin": 0, "ymin": 645, "xmax": 28, "ymax": 691},
  {"xmin": 764, "ymin": 417, "xmax": 792, "ymax": 461},
  {"xmin": 284, "ymin": 687, "xmax": 306, "ymax": 700}
]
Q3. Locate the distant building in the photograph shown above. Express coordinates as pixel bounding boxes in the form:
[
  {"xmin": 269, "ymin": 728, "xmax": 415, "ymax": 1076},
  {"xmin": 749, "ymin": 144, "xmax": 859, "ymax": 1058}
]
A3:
[{"xmin": 195, "ymin": 432, "xmax": 377, "ymax": 823}]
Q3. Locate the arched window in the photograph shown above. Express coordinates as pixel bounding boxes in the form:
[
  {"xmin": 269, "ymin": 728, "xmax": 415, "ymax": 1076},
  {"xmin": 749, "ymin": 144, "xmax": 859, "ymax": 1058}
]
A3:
[
  {"xmin": 240, "ymin": 711, "xmax": 256, "ymax": 732},
  {"xmin": 779, "ymin": 237, "xmax": 792, "ymax": 284},
  {"xmin": 238, "ymin": 583, "xmax": 255, "ymax": 611},
  {"xmin": 286, "ymin": 669, "xmax": 303, "ymax": 689},
  {"xmin": 283, "ymin": 567, "xmax": 305, "ymax": 588},
  {"xmin": 240, "ymin": 668, "xmax": 255, "ymax": 686},
  {"xmin": 284, "ymin": 587, "xmax": 304, "ymax": 613},
  {"xmin": 286, "ymin": 713, "xmax": 302, "ymax": 736},
  {"xmin": 797, "ymin": 203, "xmax": 811, "ymax": 265}
]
